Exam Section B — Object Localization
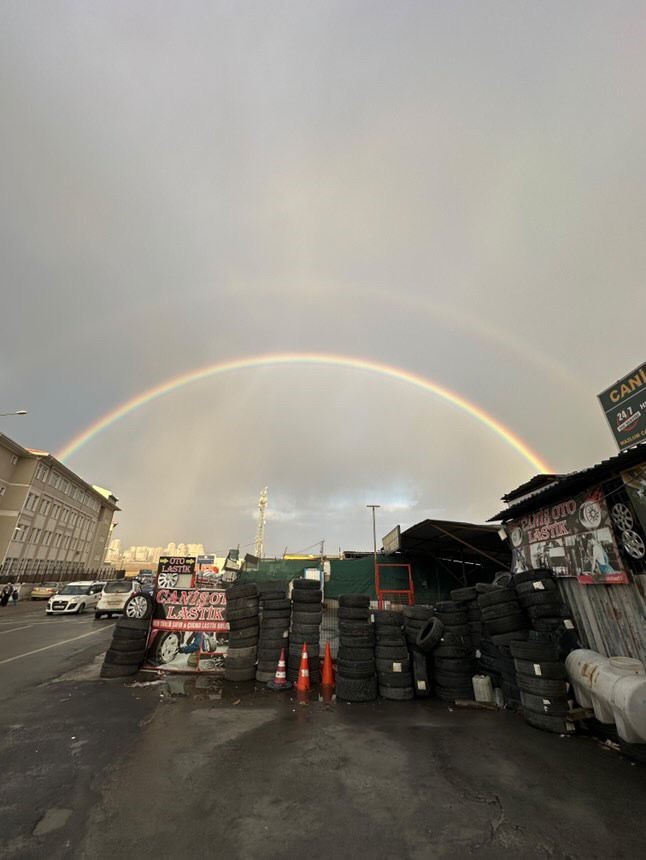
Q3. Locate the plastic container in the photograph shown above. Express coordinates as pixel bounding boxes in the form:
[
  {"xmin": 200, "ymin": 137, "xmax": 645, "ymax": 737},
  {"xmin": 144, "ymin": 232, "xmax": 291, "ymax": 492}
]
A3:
[{"xmin": 472, "ymin": 673, "xmax": 494, "ymax": 704}]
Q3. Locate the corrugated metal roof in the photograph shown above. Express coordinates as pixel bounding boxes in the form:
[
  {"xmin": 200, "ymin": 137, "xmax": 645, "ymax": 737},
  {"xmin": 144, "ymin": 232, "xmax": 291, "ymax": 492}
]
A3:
[{"xmin": 489, "ymin": 443, "xmax": 646, "ymax": 522}]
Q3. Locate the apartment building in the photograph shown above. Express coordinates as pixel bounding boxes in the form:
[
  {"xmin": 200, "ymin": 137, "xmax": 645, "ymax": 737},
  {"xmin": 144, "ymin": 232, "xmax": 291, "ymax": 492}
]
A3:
[{"xmin": 0, "ymin": 432, "xmax": 119, "ymax": 576}]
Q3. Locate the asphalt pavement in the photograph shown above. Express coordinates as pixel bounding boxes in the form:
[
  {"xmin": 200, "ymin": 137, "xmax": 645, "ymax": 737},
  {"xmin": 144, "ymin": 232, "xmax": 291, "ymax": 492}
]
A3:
[{"xmin": 0, "ymin": 605, "xmax": 644, "ymax": 860}]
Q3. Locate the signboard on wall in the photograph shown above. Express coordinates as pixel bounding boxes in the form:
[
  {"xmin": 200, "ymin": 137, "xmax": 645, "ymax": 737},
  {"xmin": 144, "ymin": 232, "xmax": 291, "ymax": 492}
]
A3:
[
  {"xmin": 143, "ymin": 586, "xmax": 228, "ymax": 673},
  {"xmin": 619, "ymin": 465, "xmax": 646, "ymax": 561},
  {"xmin": 598, "ymin": 361, "xmax": 646, "ymax": 450},
  {"xmin": 382, "ymin": 525, "xmax": 401, "ymax": 555},
  {"xmin": 156, "ymin": 556, "xmax": 196, "ymax": 589},
  {"xmin": 506, "ymin": 486, "xmax": 629, "ymax": 585}
]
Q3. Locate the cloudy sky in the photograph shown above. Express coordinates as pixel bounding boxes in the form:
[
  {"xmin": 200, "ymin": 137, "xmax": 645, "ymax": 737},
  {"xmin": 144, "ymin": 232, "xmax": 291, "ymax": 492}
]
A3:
[{"xmin": 2, "ymin": 1, "xmax": 645, "ymax": 554}]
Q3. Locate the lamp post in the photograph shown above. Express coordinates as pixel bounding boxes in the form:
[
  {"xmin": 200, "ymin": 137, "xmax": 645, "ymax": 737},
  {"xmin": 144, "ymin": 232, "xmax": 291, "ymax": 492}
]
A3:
[{"xmin": 366, "ymin": 504, "xmax": 381, "ymax": 571}]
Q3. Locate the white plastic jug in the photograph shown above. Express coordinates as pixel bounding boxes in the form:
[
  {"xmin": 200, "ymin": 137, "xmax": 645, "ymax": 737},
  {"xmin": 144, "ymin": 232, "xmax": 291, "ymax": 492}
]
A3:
[{"xmin": 472, "ymin": 674, "xmax": 494, "ymax": 704}]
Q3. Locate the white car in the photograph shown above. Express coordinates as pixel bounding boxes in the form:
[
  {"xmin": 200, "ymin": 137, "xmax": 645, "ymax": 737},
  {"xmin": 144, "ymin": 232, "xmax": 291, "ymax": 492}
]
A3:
[
  {"xmin": 95, "ymin": 579, "xmax": 142, "ymax": 619},
  {"xmin": 46, "ymin": 581, "xmax": 104, "ymax": 615}
]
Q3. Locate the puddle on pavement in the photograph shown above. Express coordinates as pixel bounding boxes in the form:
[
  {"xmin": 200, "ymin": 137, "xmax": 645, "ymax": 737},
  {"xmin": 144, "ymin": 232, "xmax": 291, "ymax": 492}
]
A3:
[{"xmin": 144, "ymin": 673, "xmax": 338, "ymax": 708}]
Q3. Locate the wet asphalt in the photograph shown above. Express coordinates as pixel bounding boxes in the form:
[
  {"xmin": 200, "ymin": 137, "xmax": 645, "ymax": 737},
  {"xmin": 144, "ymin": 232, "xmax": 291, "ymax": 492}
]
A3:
[{"xmin": 1, "ymin": 604, "xmax": 644, "ymax": 859}]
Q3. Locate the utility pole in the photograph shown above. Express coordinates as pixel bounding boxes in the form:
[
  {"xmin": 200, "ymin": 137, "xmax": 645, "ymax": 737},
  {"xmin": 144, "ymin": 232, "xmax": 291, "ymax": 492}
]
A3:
[
  {"xmin": 366, "ymin": 504, "xmax": 381, "ymax": 571},
  {"xmin": 254, "ymin": 487, "xmax": 268, "ymax": 560}
]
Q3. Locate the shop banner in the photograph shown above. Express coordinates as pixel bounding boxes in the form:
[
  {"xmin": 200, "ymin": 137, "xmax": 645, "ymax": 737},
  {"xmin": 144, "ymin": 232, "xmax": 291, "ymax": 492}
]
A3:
[
  {"xmin": 156, "ymin": 555, "xmax": 196, "ymax": 589},
  {"xmin": 507, "ymin": 486, "xmax": 629, "ymax": 584},
  {"xmin": 144, "ymin": 586, "xmax": 229, "ymax": 673},
  {"xmin": 598, "ymin": 361, "xmax": 646, "ymax": 450}
]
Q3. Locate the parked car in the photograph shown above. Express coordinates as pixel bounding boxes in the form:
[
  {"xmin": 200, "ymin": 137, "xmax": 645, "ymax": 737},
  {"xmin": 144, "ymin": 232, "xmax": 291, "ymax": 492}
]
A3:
[
  {"xmin": 46, "ymin": 581, "xmax": 104, "ymax": 615},
  {"xmin": 95, "ymin": 579, "xmax": 142, "ymax": 619},
  {"xmin": 31, "ymin": 582, "xmax": 60, "ymax": 600}
]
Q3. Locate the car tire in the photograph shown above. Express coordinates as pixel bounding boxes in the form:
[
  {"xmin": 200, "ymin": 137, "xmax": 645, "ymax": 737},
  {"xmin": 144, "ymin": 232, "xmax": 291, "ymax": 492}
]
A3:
[
  {"xmin": 124, "ymin": 592, "xmax": 154, "ymax": 620},
  {"xmin": 379, "ymin": 684, "xmax": 414, "ymax": 700},
  {"xmin": 77, "ymin": 603, "xmax": 85, "ymax": 614},
  {"xmin": 415, "ymin": 617, "xmax": 445, "ymax": 653},
  {"xmin": 150, "ymin": 630, "xmax": 182, "ymax": 665},
  {"xmin": 95, "ymin": 612, "xmax": 103, "ymax": 620},
  {"xmin": 523, "ymin": 708, "xmax": 575, "ymax": 733},
  {"xmin": 520, "ymin": 691, "xmax": 571, "ymax": 716},
  {"xmin": 336, "ymin": 673, "xmax": 378, "ymax": 702}
]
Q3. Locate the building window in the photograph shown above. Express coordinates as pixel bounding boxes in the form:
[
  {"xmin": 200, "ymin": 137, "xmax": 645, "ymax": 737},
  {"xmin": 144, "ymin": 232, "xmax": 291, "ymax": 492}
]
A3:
[
  {"xmin": 13, "ymin": 524, "xmax": 26, "ymax": 542},
  {"xmin": 53, "ymin": 533, "xmax": 62, "ymax": 548},
  {"xmin": 0, "ymin": 486, "xmax": 6, "ymax": 497},
  {"xmin": 39, "ymin": 497, "xmax": 51, "ymax": 515},
  {"xmin": 9, "ymin": 454, "xmax": 18, "ymax": 465},
  {"xmin": 43, "ymin": 531, "xmax": 52, "ymax": 546}
]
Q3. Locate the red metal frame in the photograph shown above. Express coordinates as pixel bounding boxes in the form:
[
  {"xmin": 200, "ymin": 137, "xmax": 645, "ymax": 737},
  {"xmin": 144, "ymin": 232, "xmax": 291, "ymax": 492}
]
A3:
[{"xmin": 375, "ymin": 563, "xmax": 415, "ymax": 609}]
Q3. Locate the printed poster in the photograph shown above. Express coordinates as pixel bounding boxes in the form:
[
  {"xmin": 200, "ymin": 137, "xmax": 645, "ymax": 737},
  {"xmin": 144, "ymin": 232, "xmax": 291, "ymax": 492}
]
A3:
[{"xmin": 506, "ymin": 486, "xmax": 629, "ymax": 585}]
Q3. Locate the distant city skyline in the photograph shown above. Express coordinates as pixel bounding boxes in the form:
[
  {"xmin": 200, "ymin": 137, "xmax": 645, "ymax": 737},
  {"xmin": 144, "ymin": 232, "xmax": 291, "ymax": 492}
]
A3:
[{"xmin": 106, "ymin": 539, "xmax": 208, "ymax": 566}]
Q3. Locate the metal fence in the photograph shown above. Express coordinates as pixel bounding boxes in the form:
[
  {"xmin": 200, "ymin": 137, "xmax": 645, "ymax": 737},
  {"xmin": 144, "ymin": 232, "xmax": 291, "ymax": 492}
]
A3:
[{"xmin": 0, "ymin": 559, "xmax": 116, "ymax": 586}]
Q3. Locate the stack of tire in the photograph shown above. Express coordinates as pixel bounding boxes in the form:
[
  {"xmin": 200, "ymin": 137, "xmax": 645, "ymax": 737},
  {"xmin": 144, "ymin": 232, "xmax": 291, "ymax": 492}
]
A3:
[
  {"xmin": 432, "ymin": 631, "xmax": 478, "ymax": 703},
  {"xmin": 450, "ymin": 587, "xmax": 482, "ymax": 648},
  {"xmin": 100, "ymin": 606, "xmax": 152, "ymax": 679},
  {"xmin": 224, "ymin": 583, "xmax": 260, "ymax": 682},
  {"xmin": 477, "ymin": 586, "xmax": 528, "ymax": 704},
  {"xmin": 402, "ymin": 605, "xmax": 435, "ymax": 696},
  {"xmin": 256, "ymin": 584, "xmax": 291, "ymax": 683},
  {"xmin": 288, "ymin": 579, "xmax": 322, "ymax": 685},
  {"xmin": 374, "ymin": 610, "xmax": 414, "ymax": 700},
  {"xmin": 336, "ymin": 594, "xmax": 377, "ymax": 702},
  {"xmin": 513, "ymin": 568, "xmax": 578, "ymax": 639},
  {"xmin": 511, "ymin": 631, "xmax": 575, "ymax": 733}
]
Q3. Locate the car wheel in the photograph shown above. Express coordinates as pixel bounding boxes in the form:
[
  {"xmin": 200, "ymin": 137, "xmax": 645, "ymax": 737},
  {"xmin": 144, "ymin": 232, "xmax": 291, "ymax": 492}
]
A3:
[
  {"xmin": 151, "ymin": 631, "xmax": 181, "ymax": 664},
  {"xmin": 157, "ymin": 571, "xmax": 179, "ymax": 589},
  {"xmin": 95, "ymin": 612, "xmax": 103, "ymax": 619},
  {"xmin": 77, "ymin": 603, "xmax": 85, "ymax": 614},
  {"xmin": 124, "ymin": 592, "xmax": 153, "ymax": 620}
]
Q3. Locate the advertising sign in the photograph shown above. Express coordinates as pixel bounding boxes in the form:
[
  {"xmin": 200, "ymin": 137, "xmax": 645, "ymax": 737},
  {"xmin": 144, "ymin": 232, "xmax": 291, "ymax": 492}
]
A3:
[
  {"xmin": 507, "ymin": 486, "xmax": 629, "ymax": 585},
  {"xmin": 144, "ymin": 586, "xmax": 228, "ymax": 673},
  {"xmin": 382, "ymin": 525, "xmax": 401, "ymax": 555},
  {"xmin": 619, "ymin": 465, "xmax": 646, "ymax": 560},
  {"xmin": 156, "ymin": 556, "xmax": 196, "ymax": 589},
  {"xmin": 598, "ymin": 361, "xmax": 646, "ymax": 450}
]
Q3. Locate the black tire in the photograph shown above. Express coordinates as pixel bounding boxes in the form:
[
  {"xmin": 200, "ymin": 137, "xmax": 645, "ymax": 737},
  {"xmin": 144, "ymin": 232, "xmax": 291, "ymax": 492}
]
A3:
[
  {"xmin": 478, "ymin": 588, "xmax": 516, "ymax": 608},
  {"xmin": 513, "ymin": 568, "xmax": 553, "ymax": 585},
  {"xmin": 533, "ymin": 618, "xmax": 575, "ymax": 632},
  {"xmin": 338, "ymin": 607, "xmax": 371, "ymax": 620},
  {"xmin": 292, "ymin": 590, "xmax": 322, "ymax": 604},
  {"xmin": 378, "ymin": 671, "xmax": 413, "ymax": 688},
  {"xmin": 520, "ymin": 691, "xmax": 571, "ymax": 716},
  {"xmin": 228, "ymin": 617, "xmax": 260, "ymax": 631},
  {"xmin": 480, "ymin": 601, "xmax": 521, "ymax": 620},
  {"xmin": 379, "ymin": 685, "xmax": 414, "ymax": 700},
  {"xmin": 375, "ymin": 610, "xmax": 403, "ymax": 624},
  {"xmin": 230, "ymin": 628, "xmax": 261, "ymax": 643},
  {"xmin": 475, "ymin": 582, "xmax": 496, "ymax": 594},
  {"xmin": 100, "ymin": 662, "xmax": 140, "ymax": 679},
  {"xmin": 526, "ymin": 603, "xmax": 567, "ymax": 619},
  {"xmin": 122, "ymin": 592, "xmax": 153, "ymax": 621},
  {"xmin": 485, "ymin": 614, "xmax": 526, "ymax": 635},
  {"xmin": 112, "ymin": 627, "xmax": 149, "ymax": 643},
  {"xmin": 338, "ymin": 646, "xmax": 374, "ymax": 661},
  {"xmin": 290, "ymin": 603, "xmax": 322, "ymax": 615},
  {"xmin": 291, "ymin": 611, "xmax": 323, "ymax": 625},
  {"xmin": 115, "ymin": 618, "xmax": 150, "ymax": 633},
  {"xmin": 415, "ymin": 617, "xmax": 445, "ymax": 654},
  {"xmin": 434, "ymin": 657, "xmax": 477, "ymax": 673},
  {"xmin": 515, "ymin": 659, "xmax": 567, "ymax": 680},
  {"xmin": 442, "ymin": 624, "xmax": 472, "ymax": 637},
  {"xmin": 95, "ymin": 612, "xmax": 104, "ymax": 620},
  {"xmin": 292, "ymin": 579, "xmax": 321, "ymax": 591},
  {"xmin": 339, "ymin": 621, "xmax": 373, "ymax": 636},
  {"xmin": 523, "ymin": 709, "xmax": 575, "ymax": 733},
  {"xmin": 227, "ymin": 645, "xmax": 258, "ymax": 660},
  {"xmin": 337, "ymin": 662, "xmax": 376, "ymax": 679},
  {"xmin": 491, "ymin": 631, "xmax": 528, "ymax": 645},
  {"xmin": 450, "ymin": 586, "xmax": 478, "ymax": 603},
  {"xmin": 436, "ymin": 685, "xmax": 474, "ymax": 702},
  {"xmin": 258, "ymin": 647, "xmax": 285, "ymax": 661},
  {"xmin": 375, "ymin": 657, "xmax": 410, "ymax": 673},
  {"xmin": 226, "ymin": 597, "xmax": 260, "ymax": 613},
  {"xmin": 435, "ymin": 670, "xmax": 475, "ymax": 687},
  {"xmin": 516, "ymin": 675, "xmax": 569, "ymax": 696},
  {"xmin": 104, "ymin": 649, "xmax": 146, "ymax": 666},
  {"xmin": 224, "ymin": 666, "xmax": 257, "ymax": 681},
  {"xmin": 256, "ymin": 670, "xmax": 276, "ymax": 683},
  {"xmin": 376, "ymin": 635, "xmax": 407, "ymax": 647},
  {"xmin": 109, "ymin": 637, "xmax": 149, "ymax": 653},
  {"xmin": 288, "ymin": 645, "xmax": 320, "ymax": 658},
  {"xmin": 402, "ymin": 605, "xmax": 434, "ymax": 620},
  {"xmin": 339, "ymin": 635, "xmax": 375, "ymax": 648},
  {"xmin": 375, "ymin": 645, "xmax": 409, "ymax": 660},
  {"xmin": 225, "ymin": 606, "xmax": 260, "ymax": 622},
  {"xmin": 262, "ymin": 597, "xmax": 291, "ymax": 611},
  {"xmin": 510, "ymin": 639, "xmax": 559, "ymax": 661},
  {"xmin": 434, "ymin": 611, "xmax": 468, "ymax": 626},
  {"xmin": 515, "ymin": 579, "xmax": 558, "ymax": 596},
  {"xmin": 290, "ymin": 624, "xmax": 320, "ymax": 637},
  {"xmin": 336, "ymin": 673, "xmax": 377, "ymax": 702},
  {"xmin": 339, "ymin": 594, "xmax": 370, "ymax": 608},
  {"xmin": 518, "ymin": 592, "xmax": 562, "ymax": 609},
  {"xmin": 226, "ymin": 584, "xmax": 258, "ymax": 600},
  {"xmin": 434, "ymin": 644, "xmax": 471, "ymax": 658}
]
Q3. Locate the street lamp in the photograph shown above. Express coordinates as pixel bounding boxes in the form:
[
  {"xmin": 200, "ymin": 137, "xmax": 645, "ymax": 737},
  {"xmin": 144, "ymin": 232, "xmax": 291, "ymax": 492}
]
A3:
[
  {"xmin": 366, "ymin": 504, "xmax": 381, "ymax": 570},
  {"xmin": 0, "ymin": 410, "xmax": 27, "ymax": 416}
]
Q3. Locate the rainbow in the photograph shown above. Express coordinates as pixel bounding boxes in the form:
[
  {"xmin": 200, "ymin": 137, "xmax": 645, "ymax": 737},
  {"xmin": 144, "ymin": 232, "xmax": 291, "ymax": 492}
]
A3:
[{"xmin": 56, "ymin": 352, "xmax": 551, "ymax": 472}]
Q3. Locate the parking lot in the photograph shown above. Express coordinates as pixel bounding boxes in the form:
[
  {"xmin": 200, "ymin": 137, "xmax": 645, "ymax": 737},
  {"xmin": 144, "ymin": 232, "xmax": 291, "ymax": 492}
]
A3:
[{"xmin": 1, "ymin": 613, "xmax": 644, "ymax": 860}]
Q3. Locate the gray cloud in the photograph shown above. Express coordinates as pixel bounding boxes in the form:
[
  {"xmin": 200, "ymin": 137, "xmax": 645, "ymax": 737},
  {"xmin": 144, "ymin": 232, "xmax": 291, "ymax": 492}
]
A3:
[{"xmin": 1, "ymin": 2, "xmax": 645, "ymax": 553}]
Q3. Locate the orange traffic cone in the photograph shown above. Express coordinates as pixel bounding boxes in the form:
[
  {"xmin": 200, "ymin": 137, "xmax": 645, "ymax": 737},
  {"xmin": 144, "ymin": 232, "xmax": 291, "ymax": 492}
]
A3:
[
  {"xmin": 321, "ymin": 642, "xmax": 335, "ymax": 687},
  {"xmin": 295, "ymin": 642, "xmax": 311, "ymax": 692},
  {"xmin": 267, "ymin": 647, "xmax": 292, "ymax": 691}
]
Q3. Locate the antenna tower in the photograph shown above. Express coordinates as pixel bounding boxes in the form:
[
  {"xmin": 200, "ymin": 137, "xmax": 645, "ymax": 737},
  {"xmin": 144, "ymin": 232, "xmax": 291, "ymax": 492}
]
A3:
[{"xmin": 255, "ymin": 486, "xmax": 268, "ymax": 559}]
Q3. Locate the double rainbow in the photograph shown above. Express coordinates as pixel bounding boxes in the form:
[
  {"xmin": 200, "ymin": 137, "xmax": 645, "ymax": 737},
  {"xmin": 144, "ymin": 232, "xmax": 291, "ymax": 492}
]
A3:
[{"xmin": 56, "ymin": 352, "xmax": 551, "ymax": 472}]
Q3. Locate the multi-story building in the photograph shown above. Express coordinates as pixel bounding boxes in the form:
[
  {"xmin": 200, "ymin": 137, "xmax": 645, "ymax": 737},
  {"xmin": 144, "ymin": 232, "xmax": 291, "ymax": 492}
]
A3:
[{"xmin": 0, "ymin": 432, "xmax": 119, "ymax": 577}]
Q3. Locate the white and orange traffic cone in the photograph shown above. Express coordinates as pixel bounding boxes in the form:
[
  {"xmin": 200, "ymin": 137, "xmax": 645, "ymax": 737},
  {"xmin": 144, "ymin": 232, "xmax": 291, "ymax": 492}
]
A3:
[
  {"xmin": 267, "ymin": 647, "xmax": 292, "ymax": 691},
  {"xmin": 295, "ymin": 642, "xmax": 311, "ymax": 692}
]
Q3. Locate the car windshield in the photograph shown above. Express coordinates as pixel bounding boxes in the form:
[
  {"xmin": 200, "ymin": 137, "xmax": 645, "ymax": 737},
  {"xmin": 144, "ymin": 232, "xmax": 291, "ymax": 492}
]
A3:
[
  {"xmin": 104, "ymin": 581, "xmax": 133, "ymax": 593},
  {"xmin": 59, "ymin": 585, "xmax": 90, "ymax": 596}
]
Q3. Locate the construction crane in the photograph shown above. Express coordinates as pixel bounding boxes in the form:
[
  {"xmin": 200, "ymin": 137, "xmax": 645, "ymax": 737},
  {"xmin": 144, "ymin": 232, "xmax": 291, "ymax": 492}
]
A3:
[{"xmin": 254, "ymin": 487, "xmax": 268, "ymax": 559}]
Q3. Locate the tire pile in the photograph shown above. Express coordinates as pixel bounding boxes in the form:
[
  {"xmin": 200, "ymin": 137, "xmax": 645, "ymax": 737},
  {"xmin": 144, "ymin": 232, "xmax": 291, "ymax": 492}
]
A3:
[
  {"xmin": 513, "ymin": 568, "xmax": 574, "ymax": 635},
  {"xmin": 450, "ymin": 586, "xmax": 482, "ymax": 648},
  {"xmin": 511, "ymin": 632, "xmax": 575, "ymax": 733},
  {"xmin": 256, "ymin": 582, "xmax": 291, "ymax": 683},
  {"xmin": 476, "ymin": 585, "xmax": 528, "ymax": 706},
  {"xmin": 100, "ymin": 615, "xmax": 151, "ymax": 678},
  {"xmin": 426, "ymin": 600, "xmax": 477, "ymax": 702},
  {"xmin": 375, "ymin": 610, "xmax": 413, "ymax": 700},
  {"xmin": 336, "ymin": 594, "xmax": 377, "ymax": 702},
  {"xmin": 288, "ymin": 579, "xmax": 322, "ymax": 685},
  {"xmin": 403, "ymin": 605, "xmax": 435, "ymax": 696},
  {"xmin": 224, "ymin": 583, "xmax": 260, "ymax": 681}
]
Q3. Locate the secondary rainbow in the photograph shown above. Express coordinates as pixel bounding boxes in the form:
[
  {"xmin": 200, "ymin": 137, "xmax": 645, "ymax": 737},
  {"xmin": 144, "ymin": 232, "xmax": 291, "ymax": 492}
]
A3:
[{"xmin": 56, "ymin": 352, "xmax": 551, "ymax": 472}]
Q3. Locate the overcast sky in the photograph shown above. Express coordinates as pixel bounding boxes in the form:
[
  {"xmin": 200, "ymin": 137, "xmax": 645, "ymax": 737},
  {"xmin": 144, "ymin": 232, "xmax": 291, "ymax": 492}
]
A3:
[{"xmin": 2, "ymin": 1, "xmax": 645, "ymax": 554}]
